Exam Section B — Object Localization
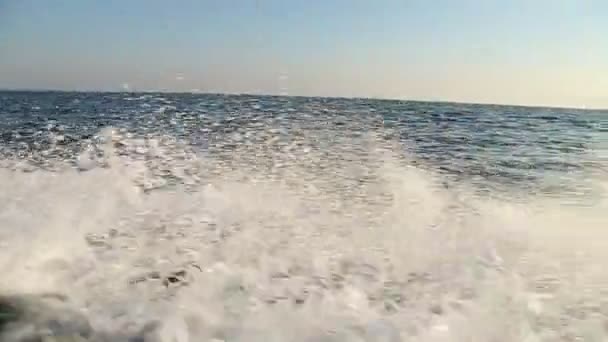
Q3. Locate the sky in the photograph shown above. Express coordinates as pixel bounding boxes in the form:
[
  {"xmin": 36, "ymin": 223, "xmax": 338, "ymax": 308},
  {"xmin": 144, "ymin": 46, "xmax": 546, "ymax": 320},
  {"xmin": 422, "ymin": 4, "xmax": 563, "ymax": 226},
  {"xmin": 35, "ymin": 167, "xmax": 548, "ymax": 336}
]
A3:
[{"xmin": 1, "ymin": 0, "xmax": 607, "ymax": 108}]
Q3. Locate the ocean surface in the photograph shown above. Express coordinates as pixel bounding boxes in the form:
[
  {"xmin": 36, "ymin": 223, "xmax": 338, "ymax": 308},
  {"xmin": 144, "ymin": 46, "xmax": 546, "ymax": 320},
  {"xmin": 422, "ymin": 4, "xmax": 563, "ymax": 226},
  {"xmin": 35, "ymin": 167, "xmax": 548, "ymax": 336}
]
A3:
[{"xmin": 0, "ymin": 91, "xmax": 607, "ymax": 341}]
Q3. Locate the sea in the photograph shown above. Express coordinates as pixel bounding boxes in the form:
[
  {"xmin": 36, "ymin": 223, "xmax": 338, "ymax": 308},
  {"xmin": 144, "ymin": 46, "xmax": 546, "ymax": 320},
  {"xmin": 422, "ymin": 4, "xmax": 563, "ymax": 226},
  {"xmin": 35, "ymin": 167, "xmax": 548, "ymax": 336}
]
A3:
[{"xmin": 0, "ymin": 91, "xmax": 607, "ymax": 341}]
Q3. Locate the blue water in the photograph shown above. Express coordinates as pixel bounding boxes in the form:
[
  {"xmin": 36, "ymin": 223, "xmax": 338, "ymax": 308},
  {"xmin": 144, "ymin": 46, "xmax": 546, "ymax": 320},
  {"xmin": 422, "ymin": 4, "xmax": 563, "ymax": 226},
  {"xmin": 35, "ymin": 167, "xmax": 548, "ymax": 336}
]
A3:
[
  {"xmin": 1, "ymin": 91, "xmax": 605, "ymax": 198},
  {"xmin": 1, "ymin": 91, "xmax": 607, "ymax": 341}
]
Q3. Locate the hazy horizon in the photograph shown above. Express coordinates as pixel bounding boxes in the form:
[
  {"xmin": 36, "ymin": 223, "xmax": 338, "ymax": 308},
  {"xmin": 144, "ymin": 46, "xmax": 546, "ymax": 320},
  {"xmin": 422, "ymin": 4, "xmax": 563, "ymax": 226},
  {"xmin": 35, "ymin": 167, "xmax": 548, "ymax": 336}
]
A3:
[
  {"xmin": 2, "ymin": 87, "xmax": 607, "ymax": 111},
  {"xmin": 2, "ymin": 0, "xmax": 608, "ymax": 109}
]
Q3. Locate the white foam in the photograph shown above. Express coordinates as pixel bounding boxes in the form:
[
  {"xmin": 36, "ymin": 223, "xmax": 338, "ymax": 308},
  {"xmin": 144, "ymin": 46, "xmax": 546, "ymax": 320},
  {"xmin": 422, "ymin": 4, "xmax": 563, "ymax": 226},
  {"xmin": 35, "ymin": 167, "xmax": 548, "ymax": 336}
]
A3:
[{"xmin": 0, "ymin": 128, "xmax": 606, "ymax": 341}]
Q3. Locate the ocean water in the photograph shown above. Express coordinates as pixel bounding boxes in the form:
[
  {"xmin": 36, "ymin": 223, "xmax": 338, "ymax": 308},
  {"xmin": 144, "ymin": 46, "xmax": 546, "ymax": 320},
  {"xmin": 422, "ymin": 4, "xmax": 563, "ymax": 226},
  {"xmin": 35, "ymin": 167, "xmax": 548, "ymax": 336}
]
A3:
[{"xmin": 0, "ymin": 91, "xmax": 607, "ymax": 341}]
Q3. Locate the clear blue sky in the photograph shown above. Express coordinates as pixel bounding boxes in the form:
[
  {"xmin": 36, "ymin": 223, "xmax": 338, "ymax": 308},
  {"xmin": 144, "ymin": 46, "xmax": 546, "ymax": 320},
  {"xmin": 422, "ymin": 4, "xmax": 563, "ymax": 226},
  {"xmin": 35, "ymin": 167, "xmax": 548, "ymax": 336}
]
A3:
[{"xmin": 1, "ymin": 0, "xmax": 607, "ymax": 108}]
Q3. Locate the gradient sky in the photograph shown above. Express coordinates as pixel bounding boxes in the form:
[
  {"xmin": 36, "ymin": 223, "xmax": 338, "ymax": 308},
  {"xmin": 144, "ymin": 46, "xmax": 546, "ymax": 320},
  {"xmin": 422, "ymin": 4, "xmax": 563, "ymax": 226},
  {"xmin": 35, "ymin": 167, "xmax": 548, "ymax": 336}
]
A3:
[{"xmin": 1, "ymin": 0, "xmax": 607, "ymax": 108}]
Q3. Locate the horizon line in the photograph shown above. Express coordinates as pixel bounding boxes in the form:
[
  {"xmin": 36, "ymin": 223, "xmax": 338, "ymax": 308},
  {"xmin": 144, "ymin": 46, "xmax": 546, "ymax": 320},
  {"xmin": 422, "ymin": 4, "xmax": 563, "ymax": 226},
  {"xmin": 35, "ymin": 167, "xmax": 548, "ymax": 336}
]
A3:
[{"xmin": 0, "ymin": 87, "xmax": 605, "ymax": 112}]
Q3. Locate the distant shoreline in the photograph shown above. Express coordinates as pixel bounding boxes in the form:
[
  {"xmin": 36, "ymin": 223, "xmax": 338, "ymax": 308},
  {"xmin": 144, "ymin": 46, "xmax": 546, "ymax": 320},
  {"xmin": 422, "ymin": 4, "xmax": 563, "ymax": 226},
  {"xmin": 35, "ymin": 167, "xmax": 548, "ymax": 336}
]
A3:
[{"xmin": 0, "ymin": 88, "xmax": 604, "ymax": 111}]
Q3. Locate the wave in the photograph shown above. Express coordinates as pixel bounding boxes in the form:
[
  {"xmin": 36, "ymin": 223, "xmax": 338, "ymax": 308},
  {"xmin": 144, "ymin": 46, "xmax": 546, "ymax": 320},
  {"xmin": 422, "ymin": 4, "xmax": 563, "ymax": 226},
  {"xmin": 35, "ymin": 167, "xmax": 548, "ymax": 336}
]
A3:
[{"xmin": 0, "ymin": 127, "xmax": 607, "ymax": 341}]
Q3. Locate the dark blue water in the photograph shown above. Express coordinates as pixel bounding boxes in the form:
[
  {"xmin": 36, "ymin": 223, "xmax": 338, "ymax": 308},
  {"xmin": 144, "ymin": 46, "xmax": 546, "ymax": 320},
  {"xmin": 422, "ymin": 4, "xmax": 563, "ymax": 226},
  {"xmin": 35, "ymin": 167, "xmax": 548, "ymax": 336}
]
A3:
[{"xmin": 1, "ymin": 91, "xmax": 605, "ymax": 198}]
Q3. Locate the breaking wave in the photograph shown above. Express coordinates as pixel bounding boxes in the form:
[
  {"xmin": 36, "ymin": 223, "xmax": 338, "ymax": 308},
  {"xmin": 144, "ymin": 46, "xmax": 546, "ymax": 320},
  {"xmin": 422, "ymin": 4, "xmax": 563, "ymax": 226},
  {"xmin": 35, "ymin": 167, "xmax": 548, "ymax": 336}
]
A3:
[{"xmin": 1, "ymin": 122, "xmax": 607, "ymax": 342}]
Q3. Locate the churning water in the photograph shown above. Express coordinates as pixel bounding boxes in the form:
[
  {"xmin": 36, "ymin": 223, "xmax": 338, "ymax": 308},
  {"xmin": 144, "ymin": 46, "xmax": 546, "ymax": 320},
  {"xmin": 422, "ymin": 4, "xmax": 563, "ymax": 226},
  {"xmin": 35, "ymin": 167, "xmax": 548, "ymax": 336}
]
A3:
[{"xmin": 0, "ymin": 91, "xmax": 607, "ymax": 341}]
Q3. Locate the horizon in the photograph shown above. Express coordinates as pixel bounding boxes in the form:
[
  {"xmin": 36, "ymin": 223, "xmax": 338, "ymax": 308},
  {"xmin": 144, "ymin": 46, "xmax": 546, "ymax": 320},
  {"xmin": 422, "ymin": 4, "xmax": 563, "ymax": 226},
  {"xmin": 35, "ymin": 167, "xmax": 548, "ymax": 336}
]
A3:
[
  {"xmin": 2, "ymin": 88, "xmax": 604, "ymax": 111},
  {"xmin": 2, "ymin": 1, "xmax": 608, "ymax": 109}
]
